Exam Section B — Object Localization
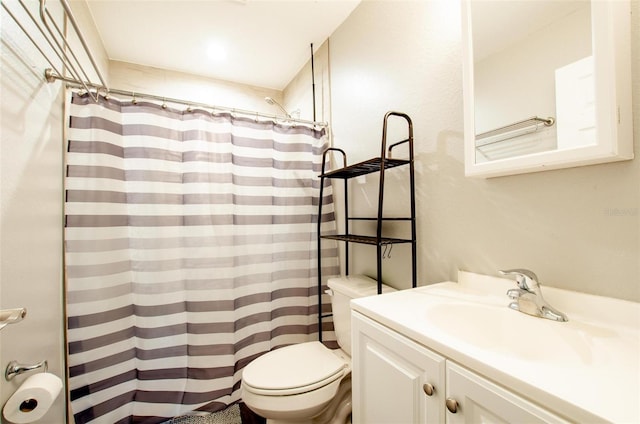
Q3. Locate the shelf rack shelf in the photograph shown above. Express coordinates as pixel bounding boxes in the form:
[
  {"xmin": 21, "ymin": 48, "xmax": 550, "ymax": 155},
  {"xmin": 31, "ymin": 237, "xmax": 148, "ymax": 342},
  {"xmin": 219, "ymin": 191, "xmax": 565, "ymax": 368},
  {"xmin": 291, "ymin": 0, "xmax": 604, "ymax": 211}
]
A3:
[
  {"xmin": 319, "ymin": 157, "xmax": 410, "ymax": 179},
  {"xmin": 316, "ymin": 111, "xmax": 417, "ymax": 342}
]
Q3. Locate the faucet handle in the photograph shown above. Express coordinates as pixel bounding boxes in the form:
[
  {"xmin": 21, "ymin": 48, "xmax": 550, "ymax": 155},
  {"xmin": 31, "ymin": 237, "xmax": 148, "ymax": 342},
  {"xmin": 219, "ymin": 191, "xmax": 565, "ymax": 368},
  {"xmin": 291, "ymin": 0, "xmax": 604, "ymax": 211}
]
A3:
[
  {"xmin": 506, "ymin": 288, "xmax": 525, "ymax": 300},
  {"xmin": 499, "ymin": 269, "xmax": 539, "ymax": 291}
]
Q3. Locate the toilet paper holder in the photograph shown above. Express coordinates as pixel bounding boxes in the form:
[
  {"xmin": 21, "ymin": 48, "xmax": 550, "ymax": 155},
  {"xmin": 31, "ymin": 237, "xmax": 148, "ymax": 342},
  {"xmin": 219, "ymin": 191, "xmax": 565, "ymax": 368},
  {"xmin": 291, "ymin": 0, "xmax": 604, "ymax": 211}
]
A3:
[
  {"xmin": 0, "ymin": 308, "xmax": 27, "ymax": 331},
  {"xmin": 5, "ymin": 360, "xmax": 48, "ymax": 381}
]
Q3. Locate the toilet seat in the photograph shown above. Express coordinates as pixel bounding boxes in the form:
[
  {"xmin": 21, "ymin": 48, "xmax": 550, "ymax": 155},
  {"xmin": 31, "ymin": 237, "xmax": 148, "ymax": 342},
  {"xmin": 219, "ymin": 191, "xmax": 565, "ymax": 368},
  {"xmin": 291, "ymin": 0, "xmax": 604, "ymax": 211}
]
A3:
[{"xmin": 242, "ymin": 341, "xmax": 347, "ymax": 396}]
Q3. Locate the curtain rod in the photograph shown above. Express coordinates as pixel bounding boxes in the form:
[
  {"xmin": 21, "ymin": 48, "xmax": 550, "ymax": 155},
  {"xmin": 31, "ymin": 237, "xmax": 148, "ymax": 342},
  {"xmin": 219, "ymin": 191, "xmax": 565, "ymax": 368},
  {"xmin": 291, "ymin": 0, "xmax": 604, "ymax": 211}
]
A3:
[{"xmin": 45, "ymin": 69, "xmax": 328, "ymax": 128}]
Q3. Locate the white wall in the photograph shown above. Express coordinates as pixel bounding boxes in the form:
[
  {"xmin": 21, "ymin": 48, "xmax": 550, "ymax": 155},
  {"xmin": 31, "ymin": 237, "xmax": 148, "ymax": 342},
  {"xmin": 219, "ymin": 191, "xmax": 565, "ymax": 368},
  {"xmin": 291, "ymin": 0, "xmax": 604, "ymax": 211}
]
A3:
[
  {"xmin": 286, "ymin": 0, "xmax": 639, "ymax": 301},
  {"xmin": 1, "ymin": 1, "xmax": 68, "ymax": 422}
]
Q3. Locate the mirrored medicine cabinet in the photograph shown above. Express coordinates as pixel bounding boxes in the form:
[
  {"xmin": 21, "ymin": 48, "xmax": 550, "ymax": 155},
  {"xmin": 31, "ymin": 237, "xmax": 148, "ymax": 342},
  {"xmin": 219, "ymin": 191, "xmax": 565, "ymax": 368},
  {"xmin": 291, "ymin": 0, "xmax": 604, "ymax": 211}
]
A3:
[{"xmin": 461, "ymin": 0, "xmax": 633, "ymax": 178}]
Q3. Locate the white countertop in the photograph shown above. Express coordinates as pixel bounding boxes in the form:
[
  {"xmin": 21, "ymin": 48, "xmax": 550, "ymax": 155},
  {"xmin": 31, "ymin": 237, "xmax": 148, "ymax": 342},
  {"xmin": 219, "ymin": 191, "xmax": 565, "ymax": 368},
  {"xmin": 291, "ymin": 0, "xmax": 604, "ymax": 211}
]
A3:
[{"xmin": 350, "ymin": 271, "xmax": 640, "ymax": 423}]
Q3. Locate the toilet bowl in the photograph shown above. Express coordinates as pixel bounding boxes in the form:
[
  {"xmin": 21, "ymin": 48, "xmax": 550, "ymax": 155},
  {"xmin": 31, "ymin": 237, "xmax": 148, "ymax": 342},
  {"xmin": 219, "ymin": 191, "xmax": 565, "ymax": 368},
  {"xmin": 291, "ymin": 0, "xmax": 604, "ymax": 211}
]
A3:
[
  {"xmin": 241, "ymin": 275, "xmax": 395, "ymax": 424},
  {"xmin": 242, "ymin": 341, "xmax": 350, "ymax": 423}
]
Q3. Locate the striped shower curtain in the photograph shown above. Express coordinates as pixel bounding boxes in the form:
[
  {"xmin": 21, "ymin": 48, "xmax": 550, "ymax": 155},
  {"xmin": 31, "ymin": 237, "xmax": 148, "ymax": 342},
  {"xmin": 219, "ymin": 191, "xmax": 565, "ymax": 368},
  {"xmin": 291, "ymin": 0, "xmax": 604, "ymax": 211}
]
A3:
[{"xmin": 64, "ymin": 92, "xmax": 339, "ymax": 424}]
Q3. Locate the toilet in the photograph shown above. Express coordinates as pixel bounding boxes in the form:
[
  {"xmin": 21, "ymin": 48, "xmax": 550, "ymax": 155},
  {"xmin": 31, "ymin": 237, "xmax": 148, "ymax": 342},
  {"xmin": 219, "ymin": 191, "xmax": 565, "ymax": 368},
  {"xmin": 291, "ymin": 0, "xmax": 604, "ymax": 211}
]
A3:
[{"xmin": 241, "ymin": 275, "xmax": 395, "ymax": 424}]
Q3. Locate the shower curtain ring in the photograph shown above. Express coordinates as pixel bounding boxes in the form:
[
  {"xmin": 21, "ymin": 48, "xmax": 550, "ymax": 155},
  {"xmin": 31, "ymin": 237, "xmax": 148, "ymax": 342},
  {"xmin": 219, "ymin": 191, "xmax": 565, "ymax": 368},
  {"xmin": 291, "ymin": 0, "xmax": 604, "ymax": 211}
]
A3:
[
  {"xmin": 131, "ymin": 92, "xmax": 138, "ymax": 105},
  {"xmin": 162, "ymin": 98, "xmax": 167, "ymax": 109}
]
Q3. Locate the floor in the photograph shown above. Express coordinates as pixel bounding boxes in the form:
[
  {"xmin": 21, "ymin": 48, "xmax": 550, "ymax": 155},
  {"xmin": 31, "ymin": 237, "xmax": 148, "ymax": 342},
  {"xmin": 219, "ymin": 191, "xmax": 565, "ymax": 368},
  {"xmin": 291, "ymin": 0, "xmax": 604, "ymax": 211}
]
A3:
[
  {"xmin": 166, "ymin": 404, "xmax": 265, "ymax": 424},
  {"xmin": 166, "ymin": 405, "xmax": 240, "ymax": 424}
]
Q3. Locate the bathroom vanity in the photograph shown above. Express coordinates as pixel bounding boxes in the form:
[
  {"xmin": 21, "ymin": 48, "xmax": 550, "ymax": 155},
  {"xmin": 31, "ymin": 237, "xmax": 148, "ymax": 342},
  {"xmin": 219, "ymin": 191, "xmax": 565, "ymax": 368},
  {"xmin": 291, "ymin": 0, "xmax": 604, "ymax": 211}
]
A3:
[{"xmin": 350, "ymin": 271, "xmax": 640, "ymax": 423}]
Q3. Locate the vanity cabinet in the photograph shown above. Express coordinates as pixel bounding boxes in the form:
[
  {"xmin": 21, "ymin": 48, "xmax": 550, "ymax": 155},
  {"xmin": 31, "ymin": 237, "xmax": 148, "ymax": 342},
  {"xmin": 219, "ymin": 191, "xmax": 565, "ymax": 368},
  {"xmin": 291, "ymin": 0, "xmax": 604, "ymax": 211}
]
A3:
[
  {"xmin": 352, "ymin": 311, "xmax": 446, "ymax": 423},
  {"xmin": 352, "ymin": 312, "xmax": 569, "ymax": 424},
  {"xmin": 445, "ymin": 362, "xmax": 569, "ymax": 424}
]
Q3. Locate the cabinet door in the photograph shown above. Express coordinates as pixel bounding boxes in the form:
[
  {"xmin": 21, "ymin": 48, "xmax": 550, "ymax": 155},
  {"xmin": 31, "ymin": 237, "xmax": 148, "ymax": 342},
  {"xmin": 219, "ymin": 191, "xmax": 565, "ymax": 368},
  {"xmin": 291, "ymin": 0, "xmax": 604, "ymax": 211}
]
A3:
[
  {"xmin": 445, "ymin": 362, "xmax": 570, "ymax": 424},
  {"xmin": 352, "ymin": 312, "xmax": 446, "ymax": 424}
]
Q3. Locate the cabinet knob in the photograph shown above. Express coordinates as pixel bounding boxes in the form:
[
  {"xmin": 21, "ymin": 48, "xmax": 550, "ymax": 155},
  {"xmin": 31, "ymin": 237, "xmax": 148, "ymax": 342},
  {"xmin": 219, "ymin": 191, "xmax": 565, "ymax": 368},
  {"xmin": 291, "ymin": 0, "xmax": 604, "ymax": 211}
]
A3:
[
  {"xmin": 445, "ymin": 398, "xmax": 459, "ymax": 413},
  {"xmin": 422, "ymin": 383, "xmax": 434, "ymax": 396}
]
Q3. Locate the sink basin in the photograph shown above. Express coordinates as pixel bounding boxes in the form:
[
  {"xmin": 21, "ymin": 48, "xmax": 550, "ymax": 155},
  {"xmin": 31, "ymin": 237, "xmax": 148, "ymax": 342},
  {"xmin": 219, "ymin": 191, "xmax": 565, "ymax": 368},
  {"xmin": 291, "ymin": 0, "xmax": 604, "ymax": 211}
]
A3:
[{"xmin": 425, "ymin": 302, "xmax": 597, "ymax": 365}]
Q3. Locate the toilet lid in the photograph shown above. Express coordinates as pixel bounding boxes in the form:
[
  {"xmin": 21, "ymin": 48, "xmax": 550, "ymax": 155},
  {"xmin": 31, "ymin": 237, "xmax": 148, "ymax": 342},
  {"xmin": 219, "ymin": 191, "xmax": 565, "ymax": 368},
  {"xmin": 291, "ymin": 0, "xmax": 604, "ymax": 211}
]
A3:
[{"xmin": 242, "ymin": 341, "xmax": 346, "ymax": 393}]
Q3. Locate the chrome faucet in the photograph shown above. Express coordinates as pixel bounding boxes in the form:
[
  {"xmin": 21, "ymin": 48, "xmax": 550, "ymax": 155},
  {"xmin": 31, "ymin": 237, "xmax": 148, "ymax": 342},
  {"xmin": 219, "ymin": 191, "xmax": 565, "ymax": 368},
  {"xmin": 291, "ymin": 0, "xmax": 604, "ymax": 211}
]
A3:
[{"xmin": 499, "ymin": 269, "xmax": 568, "ymax": 322}]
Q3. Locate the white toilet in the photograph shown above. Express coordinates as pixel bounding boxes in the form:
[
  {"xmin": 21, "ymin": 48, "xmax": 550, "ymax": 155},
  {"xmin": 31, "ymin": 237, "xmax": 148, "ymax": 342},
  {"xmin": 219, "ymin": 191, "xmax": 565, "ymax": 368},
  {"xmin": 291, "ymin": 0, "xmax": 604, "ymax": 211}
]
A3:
[{"xmin": 241, "ymin": 275, "xmax": 394, "ymax": 424}]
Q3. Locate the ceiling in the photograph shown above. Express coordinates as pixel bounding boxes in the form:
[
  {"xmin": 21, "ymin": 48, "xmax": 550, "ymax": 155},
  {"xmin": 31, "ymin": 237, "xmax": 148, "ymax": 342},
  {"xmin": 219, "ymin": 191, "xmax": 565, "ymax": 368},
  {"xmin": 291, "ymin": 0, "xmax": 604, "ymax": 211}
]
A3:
[{"xmin": 84, "ymin": 0, "xmax": 360, "ymax": 91}]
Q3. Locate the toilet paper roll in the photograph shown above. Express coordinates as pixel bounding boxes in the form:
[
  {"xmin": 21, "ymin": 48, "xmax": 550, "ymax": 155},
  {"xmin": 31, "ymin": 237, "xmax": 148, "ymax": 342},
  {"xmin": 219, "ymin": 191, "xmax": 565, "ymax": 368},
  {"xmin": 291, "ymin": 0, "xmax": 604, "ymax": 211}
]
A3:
[{"xmin": 3, "ymin": 373, "xmax": 62, "ymax": 423}]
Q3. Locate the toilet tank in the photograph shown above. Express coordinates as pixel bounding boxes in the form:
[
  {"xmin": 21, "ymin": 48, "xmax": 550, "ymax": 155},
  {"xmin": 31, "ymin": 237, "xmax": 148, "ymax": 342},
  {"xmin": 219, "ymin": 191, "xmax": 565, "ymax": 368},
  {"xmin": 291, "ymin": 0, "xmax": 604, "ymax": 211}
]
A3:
[{"xmin": 327, "ymin": 275, "xmax": 396, "ymax": 355}]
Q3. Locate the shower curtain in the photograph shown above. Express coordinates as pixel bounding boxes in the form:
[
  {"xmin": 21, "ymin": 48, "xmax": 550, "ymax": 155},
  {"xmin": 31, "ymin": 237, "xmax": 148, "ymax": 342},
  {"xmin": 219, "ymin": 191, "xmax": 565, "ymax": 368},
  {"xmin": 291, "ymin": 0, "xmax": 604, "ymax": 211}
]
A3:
[{"xmin": 64, "ymin": 92, "xmax": 339, "ymax": 424}]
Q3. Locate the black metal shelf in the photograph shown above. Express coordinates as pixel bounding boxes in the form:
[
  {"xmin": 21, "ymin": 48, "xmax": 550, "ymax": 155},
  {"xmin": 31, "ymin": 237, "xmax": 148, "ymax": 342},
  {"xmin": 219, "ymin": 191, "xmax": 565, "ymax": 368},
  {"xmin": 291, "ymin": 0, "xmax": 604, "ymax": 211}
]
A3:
[
  {"xmin": 316, "ymin": 111, "xmax": 417, "ymax": 343},
  {"xmin": 320, "ymin": 234, "xmax": 414, "ymax": 245},
  {"xmin": 319, "ymin": 157, "xmax": 410, "ymax": 179},
  {"xmin": 348, "ymin": 217, "xmax": 413, "ymax": 221}
]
